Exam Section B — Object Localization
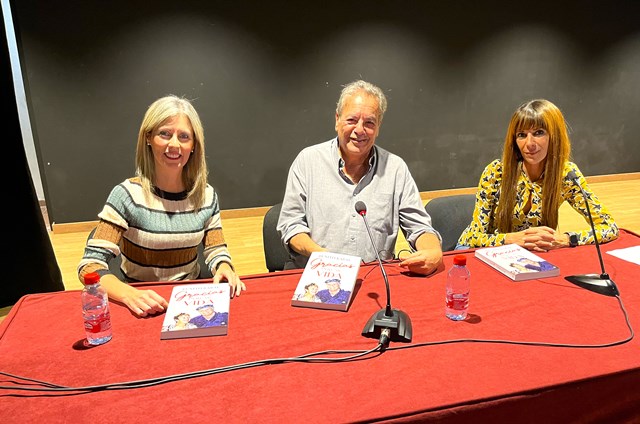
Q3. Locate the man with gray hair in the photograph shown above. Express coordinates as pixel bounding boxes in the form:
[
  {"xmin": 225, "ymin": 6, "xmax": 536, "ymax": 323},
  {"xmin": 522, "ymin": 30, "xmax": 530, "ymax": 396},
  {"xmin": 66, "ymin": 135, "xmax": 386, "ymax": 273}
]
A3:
[{"xmin": 277, "ymin": 80, "xmax": 442, "ymax": 275}]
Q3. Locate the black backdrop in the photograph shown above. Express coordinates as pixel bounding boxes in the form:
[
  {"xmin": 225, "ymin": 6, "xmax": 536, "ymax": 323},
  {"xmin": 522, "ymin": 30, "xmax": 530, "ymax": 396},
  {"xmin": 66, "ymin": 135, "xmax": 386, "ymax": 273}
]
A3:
[{"xmin": 10, "ymin": 0, "xmax": 640, "ymax": 225}]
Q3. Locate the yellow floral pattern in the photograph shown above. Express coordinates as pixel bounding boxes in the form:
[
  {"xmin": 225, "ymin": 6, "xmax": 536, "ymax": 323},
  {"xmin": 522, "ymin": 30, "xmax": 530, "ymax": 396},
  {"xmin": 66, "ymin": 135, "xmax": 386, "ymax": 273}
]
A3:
[{"xmin": 457, "ymin": 160, "xmax": 619, "ymax": 248}]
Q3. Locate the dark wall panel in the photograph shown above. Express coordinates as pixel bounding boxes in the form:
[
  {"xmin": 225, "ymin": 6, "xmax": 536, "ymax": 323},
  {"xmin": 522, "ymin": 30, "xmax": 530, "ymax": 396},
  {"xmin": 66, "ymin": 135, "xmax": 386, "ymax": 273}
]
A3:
[
  {"xmin": 3, "ymin": 5, "xmax": 64, "ymax": 305},
  {"xmin": 11, "ymin": 0, "xmax": 640, "ymax": 224}
]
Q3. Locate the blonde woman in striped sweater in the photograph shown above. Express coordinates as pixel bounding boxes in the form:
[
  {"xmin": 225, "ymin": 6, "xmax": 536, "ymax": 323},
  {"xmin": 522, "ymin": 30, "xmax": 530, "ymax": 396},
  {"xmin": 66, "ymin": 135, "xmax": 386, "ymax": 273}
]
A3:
[{"xmin": 78, "ymin": 95, "xmax": 245, "ymax": 317}]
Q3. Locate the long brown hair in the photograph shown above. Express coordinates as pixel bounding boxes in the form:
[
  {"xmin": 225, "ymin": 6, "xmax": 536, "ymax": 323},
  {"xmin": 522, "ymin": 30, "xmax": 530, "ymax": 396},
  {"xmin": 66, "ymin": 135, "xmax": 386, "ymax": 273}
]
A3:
[{"xmin": 493, "ymin": 99, "xmax": 571, "ymax": 232}]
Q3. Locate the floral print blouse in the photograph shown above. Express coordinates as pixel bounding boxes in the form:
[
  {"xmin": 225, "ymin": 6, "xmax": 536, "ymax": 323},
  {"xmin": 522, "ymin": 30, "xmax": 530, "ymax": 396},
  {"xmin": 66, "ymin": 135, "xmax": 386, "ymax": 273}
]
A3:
[{"xmin": 457, "ymin": 160, "xmax": 619, "ymax": 248}]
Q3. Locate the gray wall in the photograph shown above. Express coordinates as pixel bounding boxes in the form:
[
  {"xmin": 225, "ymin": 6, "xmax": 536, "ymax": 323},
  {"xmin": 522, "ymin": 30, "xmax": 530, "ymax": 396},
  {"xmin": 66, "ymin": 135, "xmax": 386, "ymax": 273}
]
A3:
[{"xmin": 12, "ymin": 0, "xmax": 640, "ymax": 225}]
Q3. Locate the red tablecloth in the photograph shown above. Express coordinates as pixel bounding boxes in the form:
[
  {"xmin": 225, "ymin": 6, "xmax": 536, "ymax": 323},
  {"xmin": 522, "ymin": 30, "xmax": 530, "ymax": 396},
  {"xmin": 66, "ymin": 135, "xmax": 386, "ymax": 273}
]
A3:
[{"xmin": 1, "ymin": 230, "xmax": 639, "ymax": 423}]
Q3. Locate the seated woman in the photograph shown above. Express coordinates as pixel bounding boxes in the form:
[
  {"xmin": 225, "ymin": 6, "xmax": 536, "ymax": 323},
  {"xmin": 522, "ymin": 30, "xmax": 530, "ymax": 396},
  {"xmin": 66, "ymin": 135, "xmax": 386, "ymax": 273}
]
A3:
[
  {"xmin": 78, "ymin": 95, "xmax": 245, "ymax": 317},
  {"xmin": 457, "ymin": 99, "xmax": 618, "ymax": 251}
]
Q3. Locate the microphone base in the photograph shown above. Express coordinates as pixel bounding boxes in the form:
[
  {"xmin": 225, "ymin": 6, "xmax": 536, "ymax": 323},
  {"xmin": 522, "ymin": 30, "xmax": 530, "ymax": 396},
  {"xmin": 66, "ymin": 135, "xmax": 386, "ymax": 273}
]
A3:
[
  {"xmin": 565, "ymin": 274, "xmax": 619, "ymax": 297},
  {"xmin": 362, "ymin": 308, "xmax": 412, "ymax": 343}
]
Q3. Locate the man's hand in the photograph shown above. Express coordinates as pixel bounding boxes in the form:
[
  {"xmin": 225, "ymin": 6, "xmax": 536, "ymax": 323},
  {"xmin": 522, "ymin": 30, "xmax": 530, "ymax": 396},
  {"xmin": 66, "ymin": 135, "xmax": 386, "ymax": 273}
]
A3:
[
  {"xmin": 398, "ymin": 248, "xmax": 443, "ymax": 275},
  {"xmin": 398, "ymin": 232, "xmax": 443, "ymax": 275}
]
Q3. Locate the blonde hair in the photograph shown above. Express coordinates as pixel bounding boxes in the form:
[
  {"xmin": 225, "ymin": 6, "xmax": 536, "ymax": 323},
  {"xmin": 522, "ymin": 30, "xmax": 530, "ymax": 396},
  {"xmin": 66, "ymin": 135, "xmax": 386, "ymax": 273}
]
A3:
[
  {"xmin": 494, "ymin": 99, "xmax": 571, "ymax": 232},
  {"xmin": 135, "ymin": 95, "xmax": 208, "ymax": 208}
]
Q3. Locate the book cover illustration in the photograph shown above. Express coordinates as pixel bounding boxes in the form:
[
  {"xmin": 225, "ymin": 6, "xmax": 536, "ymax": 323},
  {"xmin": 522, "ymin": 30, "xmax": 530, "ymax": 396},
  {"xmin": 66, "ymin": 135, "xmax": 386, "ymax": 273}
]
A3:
[
  {"xmin": 474, "ymin": 244, "xmax": 560, "ymax": 281},
  {"xmin": 160, "ymin": 283, "xmax": 230, "ymax": 340},
  {"xmin": 291, "ymin": 251, "xmax": 361, "ymax": 311}
]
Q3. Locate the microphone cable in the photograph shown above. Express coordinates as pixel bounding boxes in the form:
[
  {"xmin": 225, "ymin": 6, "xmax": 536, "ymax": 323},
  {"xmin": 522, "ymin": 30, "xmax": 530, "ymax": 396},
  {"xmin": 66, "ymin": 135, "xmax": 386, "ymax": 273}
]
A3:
[
  {"xmin": 0, "ymin": 344, "xmax": 387, "ymax": 394},
  {"xmin": 359, "ymin": 257, "xmax": 634, "ymax": 350},
  {"xmin": 2, "ymin": 294, "xmax": 633, "ymax": 395},
  {"xmin": 386, "ymin": 293, "xmax": 634, "ymax": 352}
]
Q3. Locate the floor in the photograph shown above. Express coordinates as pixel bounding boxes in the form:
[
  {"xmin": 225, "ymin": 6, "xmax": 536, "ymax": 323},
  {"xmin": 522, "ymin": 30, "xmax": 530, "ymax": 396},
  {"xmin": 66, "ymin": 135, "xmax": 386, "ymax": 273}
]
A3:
[{"xmin": 40, "ymin": 200, "xmax": 51, "ymax": 232}]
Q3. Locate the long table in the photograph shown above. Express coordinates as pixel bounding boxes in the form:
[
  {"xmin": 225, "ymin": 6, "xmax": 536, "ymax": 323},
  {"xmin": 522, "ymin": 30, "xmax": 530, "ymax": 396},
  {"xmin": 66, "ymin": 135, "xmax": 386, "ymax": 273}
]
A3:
[{"xmin": 1, "ymin": 230, "xmax": 639, "ymax": 423}]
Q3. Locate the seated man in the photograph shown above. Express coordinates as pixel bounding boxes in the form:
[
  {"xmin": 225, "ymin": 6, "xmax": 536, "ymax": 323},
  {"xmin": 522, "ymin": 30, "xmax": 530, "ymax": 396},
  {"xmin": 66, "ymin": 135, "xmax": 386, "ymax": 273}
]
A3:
[{"xmin": 277, "ymin": 80, "xmax": 442, "ymax": 275}]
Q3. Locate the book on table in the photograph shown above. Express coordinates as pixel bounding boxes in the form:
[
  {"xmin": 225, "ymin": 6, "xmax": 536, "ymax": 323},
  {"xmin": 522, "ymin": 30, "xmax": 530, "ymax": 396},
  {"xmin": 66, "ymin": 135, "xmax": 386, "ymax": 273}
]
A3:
[
  {"xmin": 291, "ymin": 251, "xmax": 361, "ymax": 311},
  {"xmin": 474, "ymin": 243, "xmax": 560, "ymax": 281},
  {"xmin": 160, "ymin": 283, "xmax": 230, "ymax": 340}
]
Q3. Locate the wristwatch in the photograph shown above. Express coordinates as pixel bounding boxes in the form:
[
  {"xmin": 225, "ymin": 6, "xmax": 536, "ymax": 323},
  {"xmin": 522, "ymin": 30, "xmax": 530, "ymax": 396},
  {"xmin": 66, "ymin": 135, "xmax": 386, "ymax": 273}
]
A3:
[{"xmin": 566, "ymin": 232, "xmax": 579, "ymax": 248}]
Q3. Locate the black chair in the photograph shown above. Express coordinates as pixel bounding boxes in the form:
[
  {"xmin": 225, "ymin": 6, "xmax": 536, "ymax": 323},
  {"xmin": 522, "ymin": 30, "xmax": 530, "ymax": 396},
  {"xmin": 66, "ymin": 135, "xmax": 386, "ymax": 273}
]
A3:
[
  {"xmin": 424, "ymin": 194, "xmax": 476, "ymax": 252},
  {"xmin": 87, "ymin": 228, "xmax": 212, "ymax": 280},
  {"xmin": 262, "ymin": 202, "xmax": 289, "ymax": 272}
]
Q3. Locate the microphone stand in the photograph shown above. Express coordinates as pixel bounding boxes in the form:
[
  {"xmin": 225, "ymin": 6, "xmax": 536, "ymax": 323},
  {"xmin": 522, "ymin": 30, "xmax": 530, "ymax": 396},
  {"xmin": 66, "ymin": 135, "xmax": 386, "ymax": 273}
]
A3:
[
  {"xmin": 565, "ymin": 175, "xmax": 619, "ymax": 297},
  {"xmin": 358, "ymin": 209, "xmax": 412, "ymax": 344}
]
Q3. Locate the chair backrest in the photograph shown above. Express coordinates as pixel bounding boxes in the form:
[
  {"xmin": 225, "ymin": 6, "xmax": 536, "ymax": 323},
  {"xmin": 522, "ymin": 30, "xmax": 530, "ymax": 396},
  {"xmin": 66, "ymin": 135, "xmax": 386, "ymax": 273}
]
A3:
[
  {"xmin": 424, "ymin": 194, "xmax": 476, "ymax": 252},
  {"xmin": 262, "ymin": 202, "xmax": 289, "ymax": 272}
]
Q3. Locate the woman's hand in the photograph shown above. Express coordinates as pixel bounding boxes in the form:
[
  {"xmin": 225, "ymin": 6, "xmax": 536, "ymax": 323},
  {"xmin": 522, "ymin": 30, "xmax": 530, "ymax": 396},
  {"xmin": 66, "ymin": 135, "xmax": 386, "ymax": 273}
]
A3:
[
  {"xmin": 120, "ymin": 289, "xmax": 168, "ymax": 317},
  {"xmin": 214, "ymin": 262, "xmax": 246, "ymax": 297},
  {"xmin": 97, "ymin": 273, "xmax": 168, "ymax": 317},
  {"xmin": 506, "ymin": 226, "xmax": 568, "ymax": 251}
]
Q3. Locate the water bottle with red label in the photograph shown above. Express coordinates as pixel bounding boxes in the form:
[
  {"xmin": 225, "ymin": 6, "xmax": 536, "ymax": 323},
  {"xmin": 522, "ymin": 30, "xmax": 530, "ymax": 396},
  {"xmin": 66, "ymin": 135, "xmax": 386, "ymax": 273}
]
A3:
[
  {"xmin": 445, "ymin": 255, "xmax": 470, "ymax": 321},
  {"xmin": 81, "ymin": 272, "xmax": 113, "ymax": 345}
]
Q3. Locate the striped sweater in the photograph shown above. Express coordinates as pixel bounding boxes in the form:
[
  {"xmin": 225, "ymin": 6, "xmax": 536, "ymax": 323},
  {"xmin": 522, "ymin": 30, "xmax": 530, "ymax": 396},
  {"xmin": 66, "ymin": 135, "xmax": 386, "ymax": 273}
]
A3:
[{"xmin": 78, "ymin": 177, "xmax": 232, "ymax": 283}]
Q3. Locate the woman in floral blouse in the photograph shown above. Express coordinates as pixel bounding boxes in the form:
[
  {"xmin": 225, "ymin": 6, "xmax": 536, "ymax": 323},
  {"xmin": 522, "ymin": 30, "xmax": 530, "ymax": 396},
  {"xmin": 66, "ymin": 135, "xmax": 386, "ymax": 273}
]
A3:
[{"xmin": 457, "ymin": 99, "xmax": 618, "ymax": 251}]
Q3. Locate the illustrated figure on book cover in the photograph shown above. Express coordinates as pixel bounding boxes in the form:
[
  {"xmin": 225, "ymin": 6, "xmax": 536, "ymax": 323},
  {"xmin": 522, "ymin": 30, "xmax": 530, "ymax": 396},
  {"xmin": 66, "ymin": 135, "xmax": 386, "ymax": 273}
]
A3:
[
  {"xmin": 517, "ymin": 257, "xmax": 555, "ymax": 272},
  {"xmin": 316, "ymin": 278, "xmax": 351, "ymax": 305},
  {"xmin": 161, "ymin": 284, "xmax": 230, "ymax": 338},
  {"xmin": 290, "ymin": 251, "xmax": 360, "ymax": 311},
  {"xmin": 189, "ymin": 304, "xmax": 228, "ymax": 328},
  {"xmin": 165, "ymin": 312, "xmax": 199, "ymax": 331},
  {"xmin": 475, "ymin": 243, "xmax": 559, "ymax": 281},
  {"xmin": 292, "ymin": 282, "xmax": 322, "ymax": 303}
]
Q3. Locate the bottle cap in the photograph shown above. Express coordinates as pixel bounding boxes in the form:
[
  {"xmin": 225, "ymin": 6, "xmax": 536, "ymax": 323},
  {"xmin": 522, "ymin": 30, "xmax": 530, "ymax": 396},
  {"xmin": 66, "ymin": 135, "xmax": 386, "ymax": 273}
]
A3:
[
  {"xmin": 453, "ymin": 255, "xmax": 467, "ymax": 266},
  {"xmin": 83, "ymin": 272, "xmax": 100, "ymax": 286}
]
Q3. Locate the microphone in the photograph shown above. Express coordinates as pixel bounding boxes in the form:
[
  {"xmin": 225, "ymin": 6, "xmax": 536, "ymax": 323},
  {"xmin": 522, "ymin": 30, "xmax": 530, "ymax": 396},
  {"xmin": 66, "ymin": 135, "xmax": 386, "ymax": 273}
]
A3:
[
  {"xmin": 564, "ymin": 170, "xmax": 619, "ymax": 297},
  {"xmin": 355, "ymin": 201, "xmax": 412, "ymax": 345}
]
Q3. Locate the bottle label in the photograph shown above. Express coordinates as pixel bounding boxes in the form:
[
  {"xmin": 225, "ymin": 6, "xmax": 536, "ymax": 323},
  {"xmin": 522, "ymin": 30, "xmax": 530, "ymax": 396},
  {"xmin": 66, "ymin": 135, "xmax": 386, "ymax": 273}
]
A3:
[
  {"xmin": 84, "ymin": 312, "xmax": 112, "ymax": 333},
  {"xmin": 445, "ymin": 294, "xmax": 469, "ymax": 310}
]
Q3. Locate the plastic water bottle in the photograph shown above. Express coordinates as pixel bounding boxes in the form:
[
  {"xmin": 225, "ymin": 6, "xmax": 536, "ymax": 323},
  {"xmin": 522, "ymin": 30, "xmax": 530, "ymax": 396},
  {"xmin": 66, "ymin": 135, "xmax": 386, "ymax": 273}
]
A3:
[
  {"xmin": 445, "ymin": 255, "xmax": 470, "ymax": 321},
  {"xmin": 81, "ymin": 272, "xmax": 112, "ymax": 345}
]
